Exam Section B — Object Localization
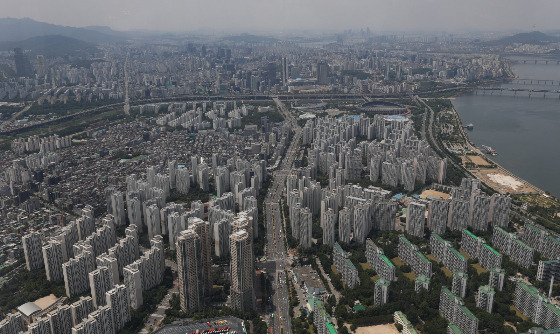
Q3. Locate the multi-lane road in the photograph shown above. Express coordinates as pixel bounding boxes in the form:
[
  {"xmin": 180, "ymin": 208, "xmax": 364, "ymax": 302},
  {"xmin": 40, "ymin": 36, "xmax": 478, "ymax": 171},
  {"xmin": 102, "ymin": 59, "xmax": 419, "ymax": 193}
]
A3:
[{"xmin": 262, "ymin": 97, "xmax": 302, "ymax": 334}]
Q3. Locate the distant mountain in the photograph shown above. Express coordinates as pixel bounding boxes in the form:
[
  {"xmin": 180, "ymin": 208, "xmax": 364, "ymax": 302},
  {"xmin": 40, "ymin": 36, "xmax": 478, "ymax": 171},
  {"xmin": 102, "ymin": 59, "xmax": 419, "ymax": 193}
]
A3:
[
  {"xmin": 222, "ymin": 34, "xmax": 279, "ymax": 43},
  {"xmin": 483, "ymin": 31, "xmax": 560, "ymax": 46},
  {"xmin": 0, "ymin": 35, "xmax": 98, "ymax": 57},
  {"xmin": 0, "ymin": 17, "xmax": 122, "ymax": 44}
]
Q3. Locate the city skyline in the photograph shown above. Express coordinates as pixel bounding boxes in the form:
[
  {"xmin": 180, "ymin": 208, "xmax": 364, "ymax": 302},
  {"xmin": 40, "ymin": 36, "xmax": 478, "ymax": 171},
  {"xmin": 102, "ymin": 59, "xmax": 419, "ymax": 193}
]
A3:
[{"xmin": 1, "ymin": 0, "xmax": 560, "ymax": 34}]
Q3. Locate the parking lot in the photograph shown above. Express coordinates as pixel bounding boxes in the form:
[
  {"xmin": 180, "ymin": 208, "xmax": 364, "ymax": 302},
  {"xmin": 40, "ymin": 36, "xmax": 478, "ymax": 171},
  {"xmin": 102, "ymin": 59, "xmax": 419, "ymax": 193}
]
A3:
[{"xmin": 153, "ymin": 316, "xmax": 245, "ymax": 334}]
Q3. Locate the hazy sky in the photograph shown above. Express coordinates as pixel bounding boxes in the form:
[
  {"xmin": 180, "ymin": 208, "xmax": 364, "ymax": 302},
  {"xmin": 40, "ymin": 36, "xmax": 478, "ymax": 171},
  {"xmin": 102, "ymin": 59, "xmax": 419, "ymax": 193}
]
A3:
[{"xmin": 2, "ymin": 0, "xmax": 559, "ymax": 33}]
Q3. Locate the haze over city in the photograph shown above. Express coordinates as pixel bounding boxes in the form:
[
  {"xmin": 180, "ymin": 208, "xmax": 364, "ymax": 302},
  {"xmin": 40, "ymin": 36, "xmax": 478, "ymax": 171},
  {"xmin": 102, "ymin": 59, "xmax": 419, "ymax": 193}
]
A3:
[{"xmin": 2, "ymin": 0, "xmax": 560, "ymax": 33}]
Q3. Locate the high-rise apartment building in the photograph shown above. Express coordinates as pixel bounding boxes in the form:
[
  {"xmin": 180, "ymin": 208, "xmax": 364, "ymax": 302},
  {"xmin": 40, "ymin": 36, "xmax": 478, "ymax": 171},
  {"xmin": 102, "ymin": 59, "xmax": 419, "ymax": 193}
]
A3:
[{"xmin": 230, "ymin": 229, "xmax": 254, "ymax": 311}]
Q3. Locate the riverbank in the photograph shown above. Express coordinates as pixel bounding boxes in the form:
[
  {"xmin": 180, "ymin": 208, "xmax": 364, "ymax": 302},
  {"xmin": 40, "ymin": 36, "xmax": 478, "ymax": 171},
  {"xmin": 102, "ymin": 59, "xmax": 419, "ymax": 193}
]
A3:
[{"xmin": 450, "ymin": 102, "xmax": 544, "ymax": 195}]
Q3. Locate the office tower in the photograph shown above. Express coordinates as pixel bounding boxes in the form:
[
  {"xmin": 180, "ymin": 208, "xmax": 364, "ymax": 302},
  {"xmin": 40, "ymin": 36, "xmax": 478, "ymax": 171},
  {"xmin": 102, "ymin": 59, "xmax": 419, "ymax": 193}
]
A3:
[
  {"xmin": 322, "ymin": 208, "xmax": 336, "ymax": 246},
  {"xmin": 190, "ymin": 218, "xmax": 212, "ymax": 296},
  {"xmin": 214, "ymin": 219, "xmax": 231, "ymax": 257},
  {"xmin": 123, "ymin": 266, "xmax": 143, "ymax": 310},
  {"xmin": 48, "ymin": 304, "xmax": 73, "ymax": 334},
  {"xmin": 469, "ymin": 194, "xmax": 490, "ymax": 231},
  {"xmin": 398, "ymin": 236, "xmax": 432, "ymax": 278},
  {"xmin": 88, "ymin": 305, "xmax": 114, "ymax": 334},
  {"xmin": 146, "ymin": 204, "xmax": 161, "ymax": 239},
  {"xmin": 177, "ymin": 229, "xmax": 204, "ymax": 313},
  {"xmin": 14, "ymin": 47, "xmax": 33, "ymax": 77},
  {"xmin": 428, "ymin": 199, "xmax": 448, "ymax": 234},
  {"xmin": 29, "ymin": 317, "xmax": 51, "ymax": 334},
  {"xmin": 492, "ymin": 226, "xmax": 534, "ymax": 268},
  {"xmin": 282, "ymin": 57, "xmax": 289, "ymax": 86},
  {"xmin": 23, "ymin": 231, "xmax": 44, "ymax": 271},
  {"xmin": 374, "ymin": 278, "xmax": 390, "ymax": 306},
  {"xmin": 106, "ymin": 285, "xmax": 131, "ymax": 333},
  {"xmin": 89, "ymin": 266, "xmax": 114, "ymax": 308},
  {"xmin": 317, "ymin": 61, "xmax": 329, "ymax": 85},
  {"xmin": 430, "ymin": 234, "xmax": 467, "ymax": 274},
  {"xmin": 43, "ymin": 239, "xmax": 64, "ymax": 281},
  {"xmin": 452, "ymin": 271, "xmax": 468, "ymax": 298},
  {"xmin": 440, "ymin": 287, "xmax": 479, "ymax": 334},
  {"xmin": 365, "ymin": 239, "xmax": 396, "ymax": 281},
  {"xmin": 63, "ymin": 249, "xmax": 95, "ymax": 297},
  {"xmin": 415, "ymin": 275, "xmax": 431, "ymax": 292},
  {"xmin": 230, "ymin": 229, "xmax": 254, "ymax": 311},
  {"xmin": 448, "ymin": 199, "xmax": 469, "ymax": 231},
  {"xmin": 406, "ymin": 201, "xmax": 426, "ymax": 238},
  {"xmin": 333, "ymin": 243, "xmax": 359, "ymax": 289},
  {"xmin": 477, "ymin": 285, "xmax": 495, "ymax": 313},
  {"xmin": 71, "ymin": 296, "xmax": 94, "ymax": 326}
]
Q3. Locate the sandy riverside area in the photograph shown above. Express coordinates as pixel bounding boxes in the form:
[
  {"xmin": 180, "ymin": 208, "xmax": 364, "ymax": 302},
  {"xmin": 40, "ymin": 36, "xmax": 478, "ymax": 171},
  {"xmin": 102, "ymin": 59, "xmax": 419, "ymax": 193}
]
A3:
[
  {"xmin": 472, "ymin": 168, "xmax": 539, "ymax": 194},
  {"xmin": 355, "ymin": 324, "xmax": 400, "ymax": 334}
]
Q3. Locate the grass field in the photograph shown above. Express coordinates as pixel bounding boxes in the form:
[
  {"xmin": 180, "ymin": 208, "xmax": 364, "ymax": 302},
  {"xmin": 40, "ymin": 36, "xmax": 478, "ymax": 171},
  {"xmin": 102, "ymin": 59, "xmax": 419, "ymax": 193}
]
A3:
[
  {"xmin": 331, "ymin": 265, "xmax": 339, "ymax": 275},
  {"xmin": 441, "ymin": 267, "xmax": 453, "ymax": 278},
  {"xmin": 360, "ymin": 263, "xmax": 372, "ymax": 270},
  {"xmin": 459, "ymin": 250, "xmax": 472, "ymax": 259},
  {"xmin": 471, "ymin": 263, "xmax": 488, "ymax": 274},
  {"xmin": 403, "ymin": 272, "xmax": 417, "ymax": 281},
  {"xmin": 392, "ymin": 257, "xmax": 405, "ymax": 267},
  {"xmin": 371, "ymin": 275, "xmax": 380, "ymax": 283},
  {"xmin": 426, "ymin": 254, "xmax": 440, "ymax": 263},
  {"xmin": 510, "ymin": 305, "xmax": 529, "ymax": 321}
]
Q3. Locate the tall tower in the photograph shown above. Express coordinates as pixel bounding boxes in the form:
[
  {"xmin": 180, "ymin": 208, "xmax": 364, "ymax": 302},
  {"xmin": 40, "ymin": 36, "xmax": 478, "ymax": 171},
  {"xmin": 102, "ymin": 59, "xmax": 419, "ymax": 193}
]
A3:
[
  {"xmin": 176, "ymin": 229, "xmax": 204, "ymax": 314},
  {"xmin": 282, "ymin": 57, "xmax": 289, "ymax": 86},
  {"xmin": 230, "ymin": 229, "xmax": 254, "ymax": 311},
  {"xmin": 23, "ymin": 231, "xmax": 44, "ymax": 271},
  {"xmin": 317, "ymin": 62, "xmax": 329, "ymax": 85},
  {"xmin": 14, "ymin": 48, "xmax": 33, "ymax": 77},
  {"xmin": 190, "ymin": 218, "xmax": 212, "ymax": 296}
]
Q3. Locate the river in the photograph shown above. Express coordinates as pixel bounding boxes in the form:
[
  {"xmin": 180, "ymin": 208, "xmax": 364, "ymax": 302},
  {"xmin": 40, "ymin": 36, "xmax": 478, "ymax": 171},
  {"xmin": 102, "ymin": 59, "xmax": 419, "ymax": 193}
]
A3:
[{"xmin": 452, "ymin": 57, "xmax": 560, "ymax": 197}]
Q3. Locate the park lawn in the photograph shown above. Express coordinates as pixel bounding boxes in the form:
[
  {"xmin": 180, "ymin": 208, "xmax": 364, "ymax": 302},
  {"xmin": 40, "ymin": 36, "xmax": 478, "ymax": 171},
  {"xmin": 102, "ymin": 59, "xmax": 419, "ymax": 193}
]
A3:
[
  {"xmin": 360, "ymin": 263, "xmax": 372, "ymax": 270},
  {"xmin": 403, "ymin": 272, "xmax": 417, "ymax": 281},
  {"xmin": 331, "ymin": 265, "xmax": 339, "ymax": 275},
  {"xmin": 391, "ymin": 257, "xmax": 405, "ymax": 267},
  {"xmin": 426, "ymin": 254, "xmax": 440, "ymax": 263},
  {"xmin": 441, "ymin": 267, "xmax": 453, "ymax": 278},
  {"xmin": 471, "ymin": 263, "xmax": 488, "ymax": 274},
  {"xmin": 510, "ymin": 305, "xmax": 529, "ymax": 321},
  {"xmin": 371, "ymin": 275, "xmax": 380, "ymax": 283}
]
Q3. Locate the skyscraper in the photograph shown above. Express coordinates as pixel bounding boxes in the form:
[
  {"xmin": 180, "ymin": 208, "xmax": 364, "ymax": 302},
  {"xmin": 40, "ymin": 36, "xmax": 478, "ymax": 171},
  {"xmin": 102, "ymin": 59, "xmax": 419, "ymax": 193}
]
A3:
[
  {"xmin": 230, "ymin": 229, "xmax": 254, "ymax": 311},
  {"xmin": 23, "ymin": 231, "xmax": 44, "ymax": 271},
  {"xmin": 317, "ymin": 61, "xmax": 329, "ymax": 85},
  {"xmin": 106, "ymin": 284, "xmax": 131, "ymax": 333},
  {"xmin": 89, "ymin": 266, "xmax": 114, "ymax": 308},
  {"xmin": 43, "ymin": 239, "xmax": 64, "ymax": 281},
  {"xmin": 282, "ymin": 57, "xmax": 289, "ymax": 86},
  {"xmin": 177, "ymin": 229, "xmax": 204, "ymax": 313},
  {"xmin": 14, "ymin": 48, "xmax": 33, "ymax": 77},
  {"xmin": 190, "ymin": 218, "xmax": 212, "ymax": 296}
]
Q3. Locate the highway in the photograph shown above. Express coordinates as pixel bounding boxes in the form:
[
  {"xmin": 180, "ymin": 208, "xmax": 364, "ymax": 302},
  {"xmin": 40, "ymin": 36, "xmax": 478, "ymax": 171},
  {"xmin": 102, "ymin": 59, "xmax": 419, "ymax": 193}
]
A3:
[{"xmin": 262, "ymin": 97, "xmax": 302, "ymax": 334}]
